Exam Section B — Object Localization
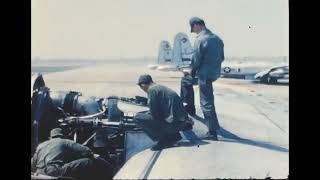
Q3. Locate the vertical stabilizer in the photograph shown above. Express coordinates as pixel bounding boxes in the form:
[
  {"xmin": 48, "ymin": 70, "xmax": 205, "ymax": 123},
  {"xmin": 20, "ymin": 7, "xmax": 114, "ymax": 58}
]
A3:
[
  {"xmin": 158, "ymin": 41, "xmax": 173, "ymax": 64},
  {"xmin": 172, "ymin": 32, "xmax": 194, "ymax": 66}
]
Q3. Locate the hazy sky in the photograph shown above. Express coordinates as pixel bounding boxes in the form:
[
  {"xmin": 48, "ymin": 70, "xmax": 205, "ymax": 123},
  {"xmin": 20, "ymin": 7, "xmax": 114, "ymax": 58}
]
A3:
[{"xmin": 31, "ymin": 0, "xmax": 288, "ymax": 59}]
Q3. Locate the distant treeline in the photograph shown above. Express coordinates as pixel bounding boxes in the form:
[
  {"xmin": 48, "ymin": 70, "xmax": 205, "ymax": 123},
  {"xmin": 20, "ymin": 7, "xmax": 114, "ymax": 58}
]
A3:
[
  {"xmin": 31, "ymin": 66, "xmax": 83, "ymax": 74},
  {"xmin": 31, "ymin": 56, "xmax": 288, "ymax": 64}
]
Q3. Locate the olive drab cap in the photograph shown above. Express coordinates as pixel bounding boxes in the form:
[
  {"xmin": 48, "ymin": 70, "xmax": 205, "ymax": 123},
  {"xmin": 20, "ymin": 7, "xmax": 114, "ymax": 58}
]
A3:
[
  {"xmin": 189, "ymin": 17, "xmax": 205, "ymax": 32},
  {"xmin": 50, "ymin": 128, "xmax": 64, "ymax": 138}
]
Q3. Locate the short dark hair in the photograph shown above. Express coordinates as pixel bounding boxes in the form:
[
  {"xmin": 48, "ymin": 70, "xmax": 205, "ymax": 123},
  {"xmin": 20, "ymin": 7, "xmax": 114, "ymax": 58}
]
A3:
[{"xmin": 137, "ymin": 74, "xmax": 153, "ymax": 86}]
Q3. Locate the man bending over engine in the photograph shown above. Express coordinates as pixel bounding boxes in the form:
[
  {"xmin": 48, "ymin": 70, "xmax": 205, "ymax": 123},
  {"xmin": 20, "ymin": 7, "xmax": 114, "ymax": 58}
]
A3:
[
  {"xmin": 134, "ymin": 74, "xmax": 193, "ymax": 151},
  {"xmin": 31, "ymin": 128, "xmax": 114, "ymax": 180}
]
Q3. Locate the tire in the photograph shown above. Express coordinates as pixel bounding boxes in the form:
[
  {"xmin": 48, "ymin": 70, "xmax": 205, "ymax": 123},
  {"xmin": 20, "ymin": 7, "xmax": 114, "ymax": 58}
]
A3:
[
  {"xmin": 260, "ymin": 75, "xmax": 268, "ymax": 83},
  {"xmin": 269, "ymin": 77, "xmax": 278, "ymax": 84}
]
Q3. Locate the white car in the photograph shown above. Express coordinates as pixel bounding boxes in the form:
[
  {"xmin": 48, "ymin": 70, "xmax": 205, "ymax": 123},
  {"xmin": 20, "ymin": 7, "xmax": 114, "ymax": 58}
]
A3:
[{"xmin": 254, "ymin": 66, "xmax": 289, "ymax": 84}]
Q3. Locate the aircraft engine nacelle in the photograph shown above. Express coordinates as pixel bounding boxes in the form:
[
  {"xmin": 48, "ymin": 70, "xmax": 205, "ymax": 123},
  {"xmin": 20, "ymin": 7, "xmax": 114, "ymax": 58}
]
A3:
[
  {"xmin": 147, "ymin": 64, "xmax": 158, "ymax": 70},
  {"xmin": 31, "ymin": 73, "xmax": 152, "ymax": 178},
  {"xmin": 50, "ymin": 90, "xmax": 103, "ymax": 116},
  {"xmin": 31, "ymin": 73, "xmax": 147, "ymax": 155},
  {"xmin": 31, "ymin": 74, "xmax": 105, "ymax": 153},
  {"xmin": 156, "ymin": 64, "xmax": 178, "ymax": 72}
]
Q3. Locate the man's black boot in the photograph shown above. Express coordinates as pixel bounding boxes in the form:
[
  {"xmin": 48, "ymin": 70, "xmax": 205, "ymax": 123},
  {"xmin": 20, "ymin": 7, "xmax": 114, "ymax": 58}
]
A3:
[{"xmin": 168, "ymin": 133, "xmax": 182, "ymax": 143}]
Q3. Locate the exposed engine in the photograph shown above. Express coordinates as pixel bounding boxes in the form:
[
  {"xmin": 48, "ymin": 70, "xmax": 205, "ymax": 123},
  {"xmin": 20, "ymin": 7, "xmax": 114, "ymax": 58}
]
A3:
[{"xmin": 31, "ymin": 74, "xmax": 148, "ymax": 177}]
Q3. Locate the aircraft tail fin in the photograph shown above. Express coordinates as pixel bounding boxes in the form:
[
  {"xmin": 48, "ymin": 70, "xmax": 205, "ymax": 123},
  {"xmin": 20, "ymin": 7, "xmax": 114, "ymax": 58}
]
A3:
[
  {"xmin": 172, "ymin": 32, "xmax": 194, "ymax": 66},
  {"xmin": 158, "ymin": 41, "xmax": 173, "ymax": 64}
]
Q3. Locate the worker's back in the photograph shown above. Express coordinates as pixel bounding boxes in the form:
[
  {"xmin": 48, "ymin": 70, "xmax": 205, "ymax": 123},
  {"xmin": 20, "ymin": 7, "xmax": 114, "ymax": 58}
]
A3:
[
  {"xmin": 148, "ymin": 84, "xmax": 188, "ymax": 123},
  {"xmin": 31, "ymin": 128, "xmax": 115, "ymax": 180},
  {"xmin": 193, "ymin": 28, "xmax": 224, "ymax": 81},
  {"xmin": 32, "ymin": 138, "xmax": 92, "ymax": 170}
]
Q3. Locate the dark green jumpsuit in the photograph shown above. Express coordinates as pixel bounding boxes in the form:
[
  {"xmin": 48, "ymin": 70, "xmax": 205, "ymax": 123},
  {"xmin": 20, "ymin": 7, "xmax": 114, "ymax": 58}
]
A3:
[
  {"xmin": 134, "ymin": 84, "xmax": 188, "ymax": 141},
  {"xmin": 191, "ymin": 28, "xmax": 224, "ymax": 132},
  {"xmin": 31, "ymin": 138, "xmax": 114, "ymax": 180}
]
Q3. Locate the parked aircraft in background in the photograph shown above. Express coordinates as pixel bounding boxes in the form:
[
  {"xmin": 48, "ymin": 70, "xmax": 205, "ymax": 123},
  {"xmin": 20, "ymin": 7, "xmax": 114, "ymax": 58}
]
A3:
[
  {"xmin": 254, "ymin": 65, "xmax": 289, "ymax": 84},
  {"xmin": 150, "ymin": 33, "xmax": 288, "ymax": 83},
  {"xmin": 148, "ymin": 32, "xmax": 193, "ymax": 72}
]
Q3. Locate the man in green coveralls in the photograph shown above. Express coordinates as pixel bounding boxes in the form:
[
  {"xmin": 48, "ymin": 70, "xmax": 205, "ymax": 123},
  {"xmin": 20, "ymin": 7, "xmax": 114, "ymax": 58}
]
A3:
[
  {"xmin": 189, "ymin": 17, "xmax": 225, "ymax": 140},
  {"xmin": 134, "ymin": 74, "xmax": 193, "ymax": 151},
  {"xmin": 31, "ymin": 128, "xmax": 114, "ymax": 180}
]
